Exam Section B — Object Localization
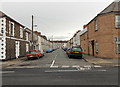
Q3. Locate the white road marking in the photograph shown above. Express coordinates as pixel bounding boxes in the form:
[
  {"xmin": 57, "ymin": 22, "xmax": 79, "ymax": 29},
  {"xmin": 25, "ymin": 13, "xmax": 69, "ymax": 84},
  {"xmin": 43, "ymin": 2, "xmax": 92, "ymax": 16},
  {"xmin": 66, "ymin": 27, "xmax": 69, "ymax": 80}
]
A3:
[
  {"xmin": 45, "ymin": 70, "xmax": 79, "ymax": 73},
  {"xmin": 84, "ymin": 65, "xmax": 91, "ymax": 68},
  {"xmin": 0, "ymin": 71, "xmax": 15, "ymax": 73},
  {"xmin": 94, "ymin": 65, "xmax": 102, "ymax": 68},
  {"xmin": 50, "ymin": 60, "xmax": 55, "ymax": 68},
  {"xmin": 80, "ymin": 67, "xmax": 85, "ymax": 70},
  {"xmin": 50, "ymin": 55, "xmax": 57, "ymax": 68},
  {"xmin": 72, "ymin": 65, "xmax": 80, "ymax": 68},
  {"xmin": 61, "ymin": 66, "xmax": 70, "ymax": 68},
  {"xmin": 50, "ymin": 66, "xmax": 59, "ymax": 68}
]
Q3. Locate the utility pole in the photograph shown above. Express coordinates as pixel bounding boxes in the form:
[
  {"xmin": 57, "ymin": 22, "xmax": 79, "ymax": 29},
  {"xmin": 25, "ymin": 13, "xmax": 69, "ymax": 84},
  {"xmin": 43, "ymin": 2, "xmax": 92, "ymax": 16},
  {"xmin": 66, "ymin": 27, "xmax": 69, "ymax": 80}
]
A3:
[
  {"xmin": 32, "ymin": 15, "xmax": 34, "ymax": 50},
  {"xmin": 52, "ymin": 35, "xmax": 53, "ymax": 49}
]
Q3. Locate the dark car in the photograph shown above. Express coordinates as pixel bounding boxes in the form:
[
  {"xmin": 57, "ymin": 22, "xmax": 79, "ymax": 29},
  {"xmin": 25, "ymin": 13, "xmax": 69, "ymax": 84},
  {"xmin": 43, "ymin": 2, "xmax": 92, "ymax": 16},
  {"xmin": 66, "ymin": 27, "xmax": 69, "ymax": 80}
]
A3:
[
  {"xmin": 66, "ymin": 48, "xmax": 71, "ymax": 54},
  {"xmin": 67, "ymin": 47, "xmax": 83, "ymax": 59}
]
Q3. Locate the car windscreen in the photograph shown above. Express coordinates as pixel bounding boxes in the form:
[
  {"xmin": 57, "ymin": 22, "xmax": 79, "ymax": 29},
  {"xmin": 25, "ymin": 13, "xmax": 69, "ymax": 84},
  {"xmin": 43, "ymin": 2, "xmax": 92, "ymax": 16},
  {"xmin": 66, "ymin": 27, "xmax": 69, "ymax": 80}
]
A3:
[{"xmin": 71, "ymin": 48, "xmax": 82, "ymax": 51}]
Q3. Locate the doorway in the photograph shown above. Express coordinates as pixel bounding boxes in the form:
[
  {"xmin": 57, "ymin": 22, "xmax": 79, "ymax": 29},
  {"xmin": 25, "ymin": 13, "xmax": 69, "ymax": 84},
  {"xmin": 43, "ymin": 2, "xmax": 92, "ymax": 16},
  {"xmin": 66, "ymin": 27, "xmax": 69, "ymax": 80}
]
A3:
[
  {"xmin": 15, "ymin": 41, "xmax": 20, "ymax": 58},
  {"xmin": 91, "ymin": 40, "xmax": 94, "ymax": 56}
]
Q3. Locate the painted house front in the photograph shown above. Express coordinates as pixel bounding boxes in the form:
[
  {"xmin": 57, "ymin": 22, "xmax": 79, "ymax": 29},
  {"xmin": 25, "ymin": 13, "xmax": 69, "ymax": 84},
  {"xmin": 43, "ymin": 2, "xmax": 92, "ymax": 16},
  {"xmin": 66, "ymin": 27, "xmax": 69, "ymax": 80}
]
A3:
[{"xmin": 0, "ymin": 11, "xmax": 30, "ymax": 60}]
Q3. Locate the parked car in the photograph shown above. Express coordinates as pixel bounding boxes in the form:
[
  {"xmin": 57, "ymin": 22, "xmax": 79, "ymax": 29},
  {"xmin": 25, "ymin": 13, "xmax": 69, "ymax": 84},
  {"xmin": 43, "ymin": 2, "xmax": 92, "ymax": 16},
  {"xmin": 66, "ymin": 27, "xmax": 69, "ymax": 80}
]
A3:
[
  {"xmin": 63, "ymin": 48, "xmax": 68, "ymax": 51},
  {"xmin": 26, "ymin": 50, "xmax": 43, "ymax": 59},
  {"xmin": 66, "ymin": 48, "xmax": 71, "ymax": 54},
  {"xmin": 40, "ymin": 49, "xmax": 44, "ymax": 56},
  {"xmin": 46, "ymin": 48, "xmax": 53, "ymax": 53},
  {"xmin": 67, "ymin": 47, "xmax": 83, "ymax": 59}
]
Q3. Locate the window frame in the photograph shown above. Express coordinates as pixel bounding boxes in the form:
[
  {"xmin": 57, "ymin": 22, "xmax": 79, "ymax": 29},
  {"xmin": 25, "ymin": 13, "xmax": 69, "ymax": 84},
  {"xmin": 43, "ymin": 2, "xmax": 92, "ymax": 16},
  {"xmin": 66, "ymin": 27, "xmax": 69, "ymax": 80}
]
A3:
[
  {"xmin": 94, "ymin": 18, "xmax": 99, "ymax": 31},
  {"xmin": 20, "ymin": 26, "xmax": 23, "ymax": 38},
  {"xmin": 95, "ymin": 41, "xmax": 99, "ymax": 53},
  {"xmin": 26, "ymin": 32, "xmax": 29, "ymax": 41},
  {"xmin": 9, "ymin": 21, "xmax": 14, "ymax": 36},
  {"xmin": 115, "ymin": 15, "xmax": 120, "ymax": 28}
]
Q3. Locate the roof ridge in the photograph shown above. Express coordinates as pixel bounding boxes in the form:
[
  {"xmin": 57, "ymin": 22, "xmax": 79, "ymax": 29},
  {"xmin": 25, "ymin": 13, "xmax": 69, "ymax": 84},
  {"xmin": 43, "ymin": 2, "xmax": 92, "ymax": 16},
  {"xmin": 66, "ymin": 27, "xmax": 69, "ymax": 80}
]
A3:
[{"xmin": 99, "ymin": 1, "xmax": 120, "ymax": 15}]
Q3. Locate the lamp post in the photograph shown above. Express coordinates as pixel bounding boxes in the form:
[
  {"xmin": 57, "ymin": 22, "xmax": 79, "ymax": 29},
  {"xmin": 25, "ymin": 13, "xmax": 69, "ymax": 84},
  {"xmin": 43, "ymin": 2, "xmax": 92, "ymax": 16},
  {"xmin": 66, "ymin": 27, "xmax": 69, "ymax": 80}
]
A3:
[
  {"xmin": 31, "ymin": 15, "xmax": 34, "ymax": 50},
  {"xmin": 31, "ymin": 15, "xmax": 37, "ymax": 50}
]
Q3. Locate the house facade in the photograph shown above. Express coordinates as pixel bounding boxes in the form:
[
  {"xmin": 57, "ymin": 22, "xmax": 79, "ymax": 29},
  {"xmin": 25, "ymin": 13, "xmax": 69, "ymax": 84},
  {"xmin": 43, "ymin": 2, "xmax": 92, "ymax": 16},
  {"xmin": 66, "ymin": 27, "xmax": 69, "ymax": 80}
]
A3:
[
  {"xmin": 80, "ymin": 1, "xmax": 120, "ymax": 58},
  {"xmin": 72, "ymin": 30, "xmax": 81, "ymax": 47},
  {"xmin": 0, "ymin": 11, "xmax": 30, "ymax": 60}
]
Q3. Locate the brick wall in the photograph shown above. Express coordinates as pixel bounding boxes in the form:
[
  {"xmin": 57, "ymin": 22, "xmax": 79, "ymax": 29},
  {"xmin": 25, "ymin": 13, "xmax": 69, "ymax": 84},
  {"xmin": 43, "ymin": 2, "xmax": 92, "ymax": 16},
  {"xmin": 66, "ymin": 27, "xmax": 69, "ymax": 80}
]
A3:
[{"xmin": 86, "ymin": 12, "xmax": 120, "ymax": 58}]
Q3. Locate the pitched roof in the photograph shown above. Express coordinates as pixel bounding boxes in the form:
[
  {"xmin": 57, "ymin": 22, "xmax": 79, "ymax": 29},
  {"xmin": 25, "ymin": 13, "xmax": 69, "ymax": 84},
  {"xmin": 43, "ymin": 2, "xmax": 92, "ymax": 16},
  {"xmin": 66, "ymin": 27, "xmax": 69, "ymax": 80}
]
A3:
[
  {"xmin": 0, "ymin": 11, "xmax": 25, "ymax": 27},
  {"xmin": 86, "ymin": 1, "xmax": 120, "ymax": 26},
  {"xmin": 99, "ymin": 1, "xmax": 120, "ymax": 15}
]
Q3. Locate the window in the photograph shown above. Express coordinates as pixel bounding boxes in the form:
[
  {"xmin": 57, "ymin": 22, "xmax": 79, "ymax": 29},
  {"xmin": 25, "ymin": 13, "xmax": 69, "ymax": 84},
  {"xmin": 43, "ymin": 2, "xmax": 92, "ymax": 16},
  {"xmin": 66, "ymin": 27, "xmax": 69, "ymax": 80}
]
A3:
[
  {"xmin": 26, "ymin": 32, "xmax": 29, "ymax": 41},
  {"xmin": 26, "ymin": 44, "xmax": 29, "ymax": 52},
  {"xmin": 20, "ymin": 27, "xmax": 23, "ymax": 38},
  {"xmin": 9, "ymin": 22, "xmax": 14, "ymax": 36},
  {"xmin": 95, "ymin": 41, "xmax": 99, "ymax": 53},
  {"xmin": 116, "ymin": 44, "xmax": 120, "ymax": 54},
  {"xmin": 115, "ymin": 15, "xmax": 120, "ymax": 28},
  {"xmin": 95, "ymin": 19, "xmax": 99, "ymax": 31}
]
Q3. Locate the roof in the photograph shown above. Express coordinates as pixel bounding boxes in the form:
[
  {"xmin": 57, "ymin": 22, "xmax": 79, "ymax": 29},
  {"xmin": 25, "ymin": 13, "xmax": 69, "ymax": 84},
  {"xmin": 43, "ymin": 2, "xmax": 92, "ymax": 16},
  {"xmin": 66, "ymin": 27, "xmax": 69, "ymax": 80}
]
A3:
[
  {"xmin": 0, "ymin": 11, "xmax": 25, "ymax": 27},
  {"xmin": 50, "ymin": 41, "xmax": 67, "ymax": 43},
  {"xmin": 80, "ymin": 28, "xmax": 88, "ymax": 36},
  {"xmin": 41, "ymin": 35, "xmax": 47, "ymax": 40},
  {"xmin": 99, "ymin": 1, "xmax": 120, "ymax": 15},
  {"xmin": 86, "ymin": 1, "xmax": 120, "ymax": 26}
]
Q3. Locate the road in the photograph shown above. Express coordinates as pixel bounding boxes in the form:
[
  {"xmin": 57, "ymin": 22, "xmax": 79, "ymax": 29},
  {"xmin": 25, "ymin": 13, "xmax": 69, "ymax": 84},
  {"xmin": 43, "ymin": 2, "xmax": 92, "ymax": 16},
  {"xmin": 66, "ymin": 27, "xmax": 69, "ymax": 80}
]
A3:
[{"xmin": 2, "ymin": 49, "xmax": 119, "ymax": 86}]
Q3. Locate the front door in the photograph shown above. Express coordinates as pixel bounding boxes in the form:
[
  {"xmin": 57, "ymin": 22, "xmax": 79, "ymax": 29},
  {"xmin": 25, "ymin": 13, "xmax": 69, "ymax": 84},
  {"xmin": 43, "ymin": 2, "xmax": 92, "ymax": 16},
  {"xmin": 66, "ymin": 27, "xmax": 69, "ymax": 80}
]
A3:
[
  {"xmin": 91, "ymin": 40, "xmax": 94, "ymax": 56},
  {"xmin": 15, "ymin": 41, "xmax": 20, "ymax": 58}
]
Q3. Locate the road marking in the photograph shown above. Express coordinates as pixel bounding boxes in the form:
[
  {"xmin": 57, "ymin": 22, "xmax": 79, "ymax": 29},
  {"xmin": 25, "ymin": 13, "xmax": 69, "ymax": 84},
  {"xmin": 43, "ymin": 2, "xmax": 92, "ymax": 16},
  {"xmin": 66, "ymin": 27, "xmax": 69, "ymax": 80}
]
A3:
[
  {"xmin": 50, "ymin": 60, "xmax": 55, "ymax": 68},
  {"xmin": 0, "ymin": 71, "xmax": 15, "ymax": 73},
  {"xmin": 94, "ymin": 65, "xmax": 102, "ymax": 68},
  {"xmin": 45, "ymin": 70, "xmax": 79, "ymax": 73},
  {"xmin": 50, "ymin": 55, "xmax": 57, "ymax": 68},
  {"xmin": 84, "ymin": 65, "xmax": 91, "ymax": 68},
  {"xmin": 61, "ymin": 66, "xmax": 70, "ymax": 68},
  {"xmin": 50, "ymin": 66, "xmax": 59, "ymax": 68},
  {"xmin": 80, "ymin": 67, "xmax": 85, "ymax": 70},
  {"xmin": 76, "ymin": 67, "xmax": 81, "ymax": 70},
  {"xmin": 72, "ymin": 65, "xmax": 80, "ymax": 68},
  {"xmin": 97, "ymin": 70, "xmax": 106, "ymax": 72}
]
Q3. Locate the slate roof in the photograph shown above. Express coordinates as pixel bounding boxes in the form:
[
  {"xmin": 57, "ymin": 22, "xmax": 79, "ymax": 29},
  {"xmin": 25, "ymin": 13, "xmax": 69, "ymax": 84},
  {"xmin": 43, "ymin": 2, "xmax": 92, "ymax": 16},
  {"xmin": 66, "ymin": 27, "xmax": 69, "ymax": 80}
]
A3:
[{"xmin": 99, "ymin": 1, "xmax": 120, "ymax": 15}]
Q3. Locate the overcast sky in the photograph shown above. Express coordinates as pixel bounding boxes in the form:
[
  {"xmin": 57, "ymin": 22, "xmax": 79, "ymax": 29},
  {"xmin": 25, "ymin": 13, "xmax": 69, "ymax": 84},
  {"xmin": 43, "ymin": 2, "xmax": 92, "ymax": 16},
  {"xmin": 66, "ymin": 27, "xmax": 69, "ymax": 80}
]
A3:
[{"xmin": 0, "ymin": 0, "xmax": 115, "ymax": 40}]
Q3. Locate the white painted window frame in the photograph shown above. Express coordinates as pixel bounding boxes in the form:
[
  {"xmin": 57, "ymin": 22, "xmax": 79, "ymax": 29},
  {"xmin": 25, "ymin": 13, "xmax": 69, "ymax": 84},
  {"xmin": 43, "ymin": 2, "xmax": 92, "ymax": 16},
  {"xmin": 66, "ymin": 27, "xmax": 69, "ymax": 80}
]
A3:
[
  {"xmin": 26, "ymin": 32, "xmax": 29, "ymax": 41},
  {"xmin": 26, "ymin": 43, "xmax": 29, "ymax": 52},
  {"xmin": 9, "ymin": 21, "xmax": 14, "ymax": 36},
  {"xmin": 20, "ymin": 26, "xmax": 23, "ymax": 38}
]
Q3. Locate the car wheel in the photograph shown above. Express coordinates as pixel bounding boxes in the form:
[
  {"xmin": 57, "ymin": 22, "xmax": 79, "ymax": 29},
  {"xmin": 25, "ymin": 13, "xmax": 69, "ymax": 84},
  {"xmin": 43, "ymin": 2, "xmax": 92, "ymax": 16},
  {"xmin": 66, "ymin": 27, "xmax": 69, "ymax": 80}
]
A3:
[{"xmin": 68, "ymin": 55, "xmax": 71, "ymax": 58}]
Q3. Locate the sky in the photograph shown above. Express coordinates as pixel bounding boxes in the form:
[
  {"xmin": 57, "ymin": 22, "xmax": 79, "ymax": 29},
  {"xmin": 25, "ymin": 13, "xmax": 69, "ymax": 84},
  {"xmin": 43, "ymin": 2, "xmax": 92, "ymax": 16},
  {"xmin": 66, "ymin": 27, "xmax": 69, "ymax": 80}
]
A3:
[{"xmin": 0, "ymin": 0, "xmax": 115, "ymax": 40}]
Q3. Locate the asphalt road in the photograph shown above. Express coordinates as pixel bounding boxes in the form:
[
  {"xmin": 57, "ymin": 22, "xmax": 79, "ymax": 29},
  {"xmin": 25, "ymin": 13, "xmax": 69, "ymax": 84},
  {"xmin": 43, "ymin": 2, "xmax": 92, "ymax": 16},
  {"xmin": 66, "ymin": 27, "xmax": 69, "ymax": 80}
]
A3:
[{"xmin": 1, "ymin": 49, "xmax": 119, "ymax": 86}]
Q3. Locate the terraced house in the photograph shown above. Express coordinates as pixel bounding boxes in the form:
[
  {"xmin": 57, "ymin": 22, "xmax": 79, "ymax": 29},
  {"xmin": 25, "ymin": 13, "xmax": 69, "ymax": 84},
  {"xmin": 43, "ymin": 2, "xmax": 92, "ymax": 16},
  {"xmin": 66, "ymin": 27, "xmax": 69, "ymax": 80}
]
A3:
[
  {"xmin": 0, "ymin": 11, "xmax": 30, "ymax": 60},
  {"xmin": 80, "ymin": 1, "xmax": 120, "ymax": 58}
]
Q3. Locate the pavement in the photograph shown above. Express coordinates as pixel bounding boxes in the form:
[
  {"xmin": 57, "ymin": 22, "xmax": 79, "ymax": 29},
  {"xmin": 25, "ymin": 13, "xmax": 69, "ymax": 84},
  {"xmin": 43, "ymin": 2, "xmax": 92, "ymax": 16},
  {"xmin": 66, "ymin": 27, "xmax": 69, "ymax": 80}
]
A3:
[
  {"xmin": 0, "ymin": 57, "xmax": 27, "ymax": 68},
  {"xmin": 84, "ymin": 55, "xmax": 120, "ymax": 67}
]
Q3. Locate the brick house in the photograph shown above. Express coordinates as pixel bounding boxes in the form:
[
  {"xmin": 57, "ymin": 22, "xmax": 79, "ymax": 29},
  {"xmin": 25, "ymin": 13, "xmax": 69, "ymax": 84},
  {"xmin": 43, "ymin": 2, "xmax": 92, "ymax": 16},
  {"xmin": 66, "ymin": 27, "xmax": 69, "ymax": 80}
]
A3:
[
  {"xmin": 80, "ymin": 1, "xmax": 120, "ymax": 58},
  {"xmin": 0, "ymin": 11, "xmax": 30, "ymax": 60}
]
